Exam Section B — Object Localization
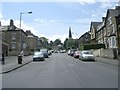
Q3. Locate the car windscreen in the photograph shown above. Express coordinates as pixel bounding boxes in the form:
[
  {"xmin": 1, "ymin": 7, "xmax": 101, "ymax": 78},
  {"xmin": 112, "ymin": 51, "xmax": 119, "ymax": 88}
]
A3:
[
  {"xmin": 34, "ymin": 52, "xmax": 43, "ymax": 55},
  {"xmin": 82, "ymin": 51, "xmax": 93, "ymax": 54}
]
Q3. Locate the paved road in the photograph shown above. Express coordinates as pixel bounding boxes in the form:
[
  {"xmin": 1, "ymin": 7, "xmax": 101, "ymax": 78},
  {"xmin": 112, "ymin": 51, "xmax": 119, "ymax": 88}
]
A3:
[{"xmin": 2, "ymin": 53, "xmax": 118, "ymax": 88}]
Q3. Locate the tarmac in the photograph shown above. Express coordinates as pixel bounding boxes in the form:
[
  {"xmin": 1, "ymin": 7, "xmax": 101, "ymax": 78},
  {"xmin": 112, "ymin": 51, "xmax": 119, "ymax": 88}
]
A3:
[{"xmin": 0, "ymin": 55, "xmax": 119, "ymax": 74}]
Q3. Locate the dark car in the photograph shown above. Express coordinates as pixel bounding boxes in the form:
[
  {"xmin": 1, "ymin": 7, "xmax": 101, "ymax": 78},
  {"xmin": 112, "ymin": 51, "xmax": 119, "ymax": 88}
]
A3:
[
  {"xmin": 40, "ymin": 49, "xmax": 49, "ymax": 58},
  {"xmin": 70, "ymin": 49, "xmax": 77, "ymax": 56},
  {"xmin": 48, "ymin": 50, "xmax": 52, "ymax": 55}
]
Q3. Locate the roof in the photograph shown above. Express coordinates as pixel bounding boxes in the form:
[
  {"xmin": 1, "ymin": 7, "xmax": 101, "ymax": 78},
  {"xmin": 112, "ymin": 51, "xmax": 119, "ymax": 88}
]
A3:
[
  {"xmin": 105, "ymin": 6, "xmax": 120, "ymax": 24},
  {"xmin": 90, "ymin": 22, "xmax": 102, "ymax": 32},
  {"xmin": 109, "ymin": 9, "xmax": 119, "ymax": 17},
  {"xmin": 91, "ymin": 22, "xmax": 102, "ymax": 28},
  {"xmin": 78, "ymin": 32, "xmax": 90, "ymax": 40}
]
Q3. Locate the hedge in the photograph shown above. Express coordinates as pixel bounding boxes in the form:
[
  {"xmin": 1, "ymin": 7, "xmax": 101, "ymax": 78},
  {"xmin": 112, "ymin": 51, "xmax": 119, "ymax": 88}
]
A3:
[{"xmin": 80, "ymin": 44, "xmax": 105, "ymax": 50}]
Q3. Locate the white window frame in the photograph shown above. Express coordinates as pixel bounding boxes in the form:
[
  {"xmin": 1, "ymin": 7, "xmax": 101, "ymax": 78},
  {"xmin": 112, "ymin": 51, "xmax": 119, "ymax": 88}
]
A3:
[
  {"xmin": 12, "ymin": 33, "xmax": 16, "ymax": 40},
  {"xmin": 112, "ymin": 24, "xmax": 115, "ymax": 33},
  {"xmin": 11, "ymin": 42, "xmax": 16, "ymax": 49},
  {"xmin": 111, "ymin": 36, "xmax": 116, "ymax": 48},
  {"xmin": 108, "ymin": 17, "xmax": 112, "ymax": 25}
]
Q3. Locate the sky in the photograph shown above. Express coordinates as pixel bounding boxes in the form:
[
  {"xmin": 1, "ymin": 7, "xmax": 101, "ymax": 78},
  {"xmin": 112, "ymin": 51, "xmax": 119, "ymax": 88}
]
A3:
[{"xmin": 0, "ymin": 0, "xmax": 119, "ymax": 42}]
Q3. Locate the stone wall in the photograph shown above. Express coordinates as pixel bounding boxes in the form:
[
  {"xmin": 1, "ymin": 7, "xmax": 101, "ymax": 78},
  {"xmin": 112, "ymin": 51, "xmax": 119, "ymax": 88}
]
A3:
[{"xmin": 93, "ymin": 48, "xmax": 118, "ymax": 59}]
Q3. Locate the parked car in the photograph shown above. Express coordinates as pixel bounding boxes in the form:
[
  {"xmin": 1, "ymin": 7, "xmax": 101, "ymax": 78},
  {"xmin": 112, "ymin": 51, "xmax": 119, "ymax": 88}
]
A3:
[
  {"xmin": 33, "ymin": 51, "xmax": 44, "ymax": 61},
  {"xmin": 60, "ymin": 50, "xmax": 66, "ymax": 53},
  {"xmin": 40, "ymin": 49, "xmax": 49, "ymax": 58},
  {"xmin": 79, "ymin": 50, "xmax": 95, "ymax": 61},
  {"xmin": 74, "ymin": 51, "xmax": 81, "ymax": 58},
  {"xmin": 48, "ymin": 50, "xmax": 52, "ymax": 55},
  {"xmin": 54, "ymin": 50, "xmax": 59, "ymax": 53},
  {"xmin": 70, "ymin": 49, "xmax": 77, "ymax": 56},
  {"xmin": 68, "ymin": 50, "xmax": 71, "ymax": 55}
]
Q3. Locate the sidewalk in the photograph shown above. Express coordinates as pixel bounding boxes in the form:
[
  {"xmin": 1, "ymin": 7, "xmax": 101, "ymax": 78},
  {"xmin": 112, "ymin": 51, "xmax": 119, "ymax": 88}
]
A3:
[
  {"xmin": 96, "ymin": 56, "xmax": 119, "ymax": 66},
  {"xmin": 1, "ymin": 55, "xmax": 33, "ymax": 74}
]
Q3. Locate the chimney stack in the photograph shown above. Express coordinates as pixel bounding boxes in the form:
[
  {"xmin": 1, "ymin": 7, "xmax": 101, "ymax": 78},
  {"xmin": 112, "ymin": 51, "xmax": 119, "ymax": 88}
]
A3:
[{"xmin": 102, "ymin": 17, "xmax": 106, "ymax": 22}]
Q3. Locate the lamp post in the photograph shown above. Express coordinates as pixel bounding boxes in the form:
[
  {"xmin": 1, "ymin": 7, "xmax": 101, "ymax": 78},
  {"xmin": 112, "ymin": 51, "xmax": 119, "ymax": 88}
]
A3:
[{"xmin": 19, "ymin": 11, "xmax": 32, "ymax": 51}]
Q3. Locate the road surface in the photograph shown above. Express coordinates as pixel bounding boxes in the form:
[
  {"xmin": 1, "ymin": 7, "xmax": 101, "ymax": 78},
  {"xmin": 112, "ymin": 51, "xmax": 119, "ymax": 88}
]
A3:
[{"xmin": 2, "ymin": 53, "xmax": 118, "ymax": 88}]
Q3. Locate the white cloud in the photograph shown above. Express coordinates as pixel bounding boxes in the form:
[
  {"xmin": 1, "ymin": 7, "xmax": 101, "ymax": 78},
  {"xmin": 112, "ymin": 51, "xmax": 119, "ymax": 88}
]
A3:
[
  {"xmin": 34, "ymin": 33, "xmax": 68, "ymax": 43},
  {"xmin": 0, "ymin": 19, "xmax": 10, "ymax": 25},
  {"xmin": 3, "ymin": 0, "xmax": 116, "ymax": 3},
  {"xmin": 34, "ymin": 18, "xmax": 56, "ymax": 23},
  {"xmin": 99, "ymin": 0, "xmax": 119, "ymax": 2},
  {"xmin": 49, "ymin": 34, "xmax": 68, "ymax": 42},
  {"xmin": 100, "ymin": 2, "xmax": 114, "ymax": 9},
  {"xmin": 49, "ymin": 20, "xmax": 56, "ymax": 23},
  {"xmin": 34, "ymin": 18, "xmax": 40, "ymax": 22},
  {"xmin": 0, "ymin": 13, "xmax": 3, "ymax": 19},
  {"xmin": 34, "ymin": 18, "xmax": 45, "ymax": 23},
  {"xmin": 0, "ymin": 19, "xmax": 69, "ymax": 42},
  {"xmin": 74, "ymin": 18, "xmax": 96, "ymax": 24},
  {"xmin": 1, "ymin": 0, "xmax": 96, "ymax": 2},
  {"xmin": 77, "ymin": 0, "xmax": 96, "ymax": 5}
]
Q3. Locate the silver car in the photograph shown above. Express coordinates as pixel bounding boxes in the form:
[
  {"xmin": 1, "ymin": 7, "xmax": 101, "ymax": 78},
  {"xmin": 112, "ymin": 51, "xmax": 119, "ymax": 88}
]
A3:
[
  {"xmin": 33, "ymin": 52, "xmax": 44, "ymax": 61},
  {"xmin": 79, "ymin": 50, "xmax": 95, "ymax": 61}
]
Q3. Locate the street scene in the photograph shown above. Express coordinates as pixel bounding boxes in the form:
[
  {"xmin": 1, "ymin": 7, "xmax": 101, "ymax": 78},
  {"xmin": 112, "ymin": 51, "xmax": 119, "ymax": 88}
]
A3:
[
  {"xmin": 2, "ymin": 53, "xmax": 118, "ymax": 88},
  {"xmin": 0, "ymin": 1, "xmax": 120, "ymax": 89}
]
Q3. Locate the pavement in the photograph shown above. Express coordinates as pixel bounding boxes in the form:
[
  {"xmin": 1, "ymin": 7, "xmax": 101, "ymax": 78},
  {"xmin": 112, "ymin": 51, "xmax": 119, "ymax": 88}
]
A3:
[
  {"xmin": 0, "ymin": 54, "xmax": 119, "ymax": 74},
  {"xmin": 96, "ymin": 56, "xmax": 119, "ymax": 67},
  {"xmin": 1, "ymin": 55, "xmax": 33, "ymax": 74}
]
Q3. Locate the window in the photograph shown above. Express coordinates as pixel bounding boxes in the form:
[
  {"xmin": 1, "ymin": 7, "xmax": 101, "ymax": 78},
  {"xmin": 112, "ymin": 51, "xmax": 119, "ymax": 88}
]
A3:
[
  {"xmin": 108, "ymin": 38, "xmax": 111, "ymax": 48},
  {"xmin": 108, "ymin": 17, "xmax": 112, "ymax": 25},
  {"xmin": 112, "ymin": 36, "xmax": 116, "ymax": 48},
  {"xmin": 112, "ymin": 24, "xmax": 115, "ymax": 33},
  {"xmin": 11, "ymin": 42, "xmax": 16, "ymax": 49},
  {"xmin": 107, "ymin": 27, "xmax": 110, "ymax": 35},
  {"xmin": 12, "ymin": 33, "xmax": 16, "ymax": 40}
]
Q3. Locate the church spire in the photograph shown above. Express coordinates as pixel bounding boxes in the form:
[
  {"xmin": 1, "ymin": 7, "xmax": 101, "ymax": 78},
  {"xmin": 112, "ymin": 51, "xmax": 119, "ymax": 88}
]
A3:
[{"xmin": 69, "ymin": 27, "xmax": 72, "ymax": 39}]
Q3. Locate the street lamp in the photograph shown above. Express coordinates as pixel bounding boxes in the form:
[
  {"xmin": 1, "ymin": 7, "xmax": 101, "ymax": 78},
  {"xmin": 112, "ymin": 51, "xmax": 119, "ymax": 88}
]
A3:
[
  {"xmin": 19, "ymin": 11, "xmax": 32, "ymax": 51},
  {"xmin": 20, "ymin": 11, "xmax": 32, "ymax": 29}
]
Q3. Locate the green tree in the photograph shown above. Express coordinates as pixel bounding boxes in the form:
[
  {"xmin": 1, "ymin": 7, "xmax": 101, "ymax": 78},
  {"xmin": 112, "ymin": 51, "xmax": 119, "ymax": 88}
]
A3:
[
  {"xmin": 50, "ymin": 40, "xmax": 53, "ymax": 47},
  {"xmin": 63, "ymin": 38, "xmax": 68, "ymax": 49},
  {"xmin": 66, "ymin": 39, "xmax": 75, "ymax": 49},
  {"xmin": 40, "ymin": 37, "xmax": 48, "ymax": 48},
  {"xmin": 53, "ymin": 39, "xmax": 62, "ymax": 46}
]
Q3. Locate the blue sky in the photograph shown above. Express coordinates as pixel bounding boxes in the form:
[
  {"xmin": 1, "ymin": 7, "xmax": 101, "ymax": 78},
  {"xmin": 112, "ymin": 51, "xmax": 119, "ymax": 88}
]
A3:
[{"xmin": 0, "ymin": 1, "xmax": 118, "ymax": 42}]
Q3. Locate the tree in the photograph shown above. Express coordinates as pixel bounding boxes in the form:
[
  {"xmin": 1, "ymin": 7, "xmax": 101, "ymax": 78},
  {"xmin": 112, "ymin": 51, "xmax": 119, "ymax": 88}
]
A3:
[
  {"xmin": 63, "ymin": 38, "xmax": 68, "ymax": 49},
  {"xmin": 40, "ymin": 37, "xmax": 48, "ymax": 48},
  {"xmin": 50, "ymin": 40, "xmax": 53, "ymax": 47},
  {"xmin": 53, "ymin": 39, "xmax": 62, "ymax": 46},
  {"xmin": 66, "ymin": 39, "xmax": 75, "ymax": 49}
]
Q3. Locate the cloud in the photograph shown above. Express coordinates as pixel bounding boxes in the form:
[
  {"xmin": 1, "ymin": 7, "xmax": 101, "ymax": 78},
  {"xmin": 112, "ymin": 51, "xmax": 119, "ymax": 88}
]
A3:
[
  {"xmin": 1, "ymin": 0, "xmax": 96, "ymax": 2},
  {"xmin": 1, "ymin": 19, "xmax": 35, "ymax": 32},
  {"xmin": 34, "ymin": 18, "xmax": 56, "ymax": 23},
  {"xmin": 100, "ymin": 2, "xmax": 114, "ymax": 9},
  {"xmin": 49, "ymin": 34, "xmax": 68, "ymax": 42},
  {"xmin": 77, "ymin": 0, "xmax": 96, "ymax": 5},
  {"xmin": 99, "ymin": 0, "xmax": 119, "ymax": 2},
  {"xmin": 49, "ymin": 20, "xmax": 56, "ymax": 23},
  {"xmin": 0, "ymin": 13, "xmax": 3, "ymax": 19},
  {"xmin": 1, "ymin": 19, "xmax": 69, "ymax": 42},
  {"xmin": 0, "ymin": 19, "xmax": 10, "ymax": 25}
]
